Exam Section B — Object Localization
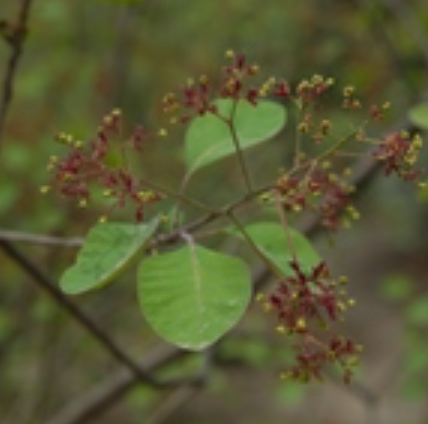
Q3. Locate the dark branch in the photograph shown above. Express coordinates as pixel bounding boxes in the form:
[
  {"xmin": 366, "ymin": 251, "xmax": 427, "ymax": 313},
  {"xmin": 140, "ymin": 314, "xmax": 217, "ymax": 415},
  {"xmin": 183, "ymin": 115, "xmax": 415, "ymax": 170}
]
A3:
[
  {"xmin": 45, "ymin": 346, "xmax": 189, "ymax": 424},
  {"xmin": 0, "ymin": 0, "xmax": 34, "ymax": 146},
  {"xmin": 0, "ymin": 239, "xmax": 176, "ymax": 390}
]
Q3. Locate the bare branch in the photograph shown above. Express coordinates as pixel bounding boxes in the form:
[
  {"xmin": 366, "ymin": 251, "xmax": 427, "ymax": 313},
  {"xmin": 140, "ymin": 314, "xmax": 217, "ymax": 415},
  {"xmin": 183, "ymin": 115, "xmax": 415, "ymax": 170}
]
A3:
[
  {"xmin": 0, "ymin": 229, "xmax": 83, "ymax": 247},
  {"xmin": 0, "ymin": 239, "xmax": 176, "ymax": 390},
  {"xmin": 45, "ymin": 346, "xmax": 189, "ymax": 424},
  {"xmin": 0, "ymin": 0, "xmax": 34, "ymax": 146}
]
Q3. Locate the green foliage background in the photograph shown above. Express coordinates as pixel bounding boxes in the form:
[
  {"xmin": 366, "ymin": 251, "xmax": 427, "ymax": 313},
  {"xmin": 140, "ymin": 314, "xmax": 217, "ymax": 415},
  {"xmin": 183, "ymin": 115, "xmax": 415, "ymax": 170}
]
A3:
[{"xmin": 1, "ymin": 0, "xmax": 428, "ymax": 423}]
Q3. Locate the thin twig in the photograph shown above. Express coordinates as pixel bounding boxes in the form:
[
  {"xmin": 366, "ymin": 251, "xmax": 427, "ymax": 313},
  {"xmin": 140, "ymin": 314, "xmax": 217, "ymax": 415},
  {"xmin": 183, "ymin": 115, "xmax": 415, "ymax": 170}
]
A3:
[
  {"xmin": 0, "ymin": 0, "xmax": 34, "ymax": 146},
  {"xmin": 225, "ymin": 103, "xmax": 254, "ymax": 193},
  {"xmin": 0, "ymin": 229, "xmax": 83, "ymax": 247},
  {"xmin": 225, "ymin": 210, "xmax": 283, "ymax": 278}
]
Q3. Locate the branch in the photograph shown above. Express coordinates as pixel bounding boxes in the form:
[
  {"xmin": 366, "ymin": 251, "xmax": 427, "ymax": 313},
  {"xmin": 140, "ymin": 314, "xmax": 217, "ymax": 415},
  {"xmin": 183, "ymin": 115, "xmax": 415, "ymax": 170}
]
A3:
[
  {"xmin": 45, "ymin": 346, "xmax": 189, "ymax": 424},
  {"xmin": 0, "ymin": 0, "xmax": 34, "ymax": 146},
  {"xmin": 0, "ymin": 239, "xmax": 176, "ymax": 390},
  {"xmin": 0, "ymin": 229, "xmax": 83, "ymax": 247}
]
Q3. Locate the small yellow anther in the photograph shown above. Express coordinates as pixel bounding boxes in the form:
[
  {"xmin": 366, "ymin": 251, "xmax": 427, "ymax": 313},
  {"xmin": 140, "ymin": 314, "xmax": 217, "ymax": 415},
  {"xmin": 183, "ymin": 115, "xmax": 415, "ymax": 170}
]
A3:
[
  {"xmin": 295, "ymin": 318, "xmax": 307, "ymax": 332},
  {"xmin": 199, "ymin": 75, "xmax": 209, "ymax": 84},
  {"xmin": 343, "ymin": 86, "xmax": 355, "ymax": 97},
  {"xmin": 339, "ymin": 276, "xmax": 348, "ymax": 284},
  {"xmin": 276, "ymin": 325, "xmax": 286, "ymax": 334},
  {"xmin": 99, "ymin": 215, "xmax": 108, "ymax": 223},
  {"xmin": 78, "ymin": 199, "xmax": 88, "ymax": 208}
]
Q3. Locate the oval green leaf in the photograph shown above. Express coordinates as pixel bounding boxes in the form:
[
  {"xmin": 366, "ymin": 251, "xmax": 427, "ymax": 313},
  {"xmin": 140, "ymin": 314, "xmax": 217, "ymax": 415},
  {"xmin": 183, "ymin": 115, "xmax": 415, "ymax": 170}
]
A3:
[
  {"xmin": 409, "ymin": 103, "xmax": 428, "ymax": 131},
  {"xmin": 60, "ymin": 218, "xmax": 159, "ymax": 294},
  {"xmin": 242, "ymin": 222, "xmax": 320, "ymax": 275},
  {"xmin": 185, "ymin": 99, "xmax": 286, "ymax": 175},
  {"xmin": 137, "ymin": 244, "xmax": 251, "ymax": 351}
]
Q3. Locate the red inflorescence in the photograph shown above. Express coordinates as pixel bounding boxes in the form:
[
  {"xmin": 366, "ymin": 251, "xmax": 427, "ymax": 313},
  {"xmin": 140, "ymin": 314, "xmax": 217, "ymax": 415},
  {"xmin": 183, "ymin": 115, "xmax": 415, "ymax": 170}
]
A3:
[
  {"xmin": 268, "ymin": 260, "xmax": 346, "ymax": 333},
  {"xmin": 162, "ymin": 51, "xmax": 291, "ymax": 124},
  {"xmin": 46, "ymin": 110, "xmax": 162, "ymax": 221},
  {"xmin": 276, "ymin": 166, "xmax": 356, "ymax": 230},
  {"xmin": 373, "ymin": 131, "xmax": 423, "ymax": 181},
  {"xmin": 262, "ymin": 259, "xmax": 360, "ymax": 382}
]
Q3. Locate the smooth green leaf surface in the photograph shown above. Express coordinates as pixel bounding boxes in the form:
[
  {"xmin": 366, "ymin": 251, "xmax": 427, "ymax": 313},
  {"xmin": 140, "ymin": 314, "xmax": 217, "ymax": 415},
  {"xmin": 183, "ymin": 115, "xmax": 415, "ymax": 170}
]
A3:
[
  {"xmin": 60, "ymin": 218, "xmax": 159, "ymax": 294},
  {"xmin": 185, "ymin": 99, "xmax": 286, "ymax": 174},
  {"xmin": 137, "ymin": 244, "xmax": 251, "ymax": 351},
  {"xmin": 409, "ymin": 103, "xmax": 428, "ymax": 130},
  {"xmin": 242, "ymin": 222, "xmax": 320, "ymax": 275}
]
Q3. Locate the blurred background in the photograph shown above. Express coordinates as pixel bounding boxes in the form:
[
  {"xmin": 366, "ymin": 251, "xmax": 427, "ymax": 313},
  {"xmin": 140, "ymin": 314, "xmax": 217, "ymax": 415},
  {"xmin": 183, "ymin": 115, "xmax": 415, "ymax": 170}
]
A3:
[{"xmin": 1, "ymin": 0, "xmax": 428, "ymax": 423}]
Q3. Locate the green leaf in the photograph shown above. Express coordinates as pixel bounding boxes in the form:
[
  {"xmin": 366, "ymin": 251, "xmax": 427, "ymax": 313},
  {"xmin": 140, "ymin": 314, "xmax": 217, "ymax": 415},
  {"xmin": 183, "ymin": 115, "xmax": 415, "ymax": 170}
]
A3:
[
  {"xmin": 241, "ymin": 222, "xmax": 320, "ymax": 275},
  {"xmin": 185, "ymin": 99, "xmax": 286, "ymax": 175},
  {"xmin": 409, "ymin": 103, "xmax": 428, "ymax": 131},
  {"xmin": 60, "ymin": 218, "xmax": 159, "ymax": 294},
  {"xmin": 137, "ymin": 244, "xmax": 251, "ymax": 351}
]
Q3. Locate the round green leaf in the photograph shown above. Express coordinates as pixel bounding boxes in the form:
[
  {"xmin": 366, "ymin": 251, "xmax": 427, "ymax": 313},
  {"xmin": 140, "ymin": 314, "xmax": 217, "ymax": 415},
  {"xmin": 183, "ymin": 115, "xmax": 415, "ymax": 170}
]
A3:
[
  {"xmin": 185, "ymin": 99, "xmax": 286, "ymax": 175},
  {"xmin": 409, "ymin": 103, "xmax": 428, "ymax": 131},
  {"xmin": 242, "ymin": 222, "xmax": 320, "ymax": 275},
  {"xmin": 137, "ymin": 244, "xmax": 252, "ymax": 351},
  {"xmin": 60, "ymin": 218, "xmax": 159, "ymax": 294}
]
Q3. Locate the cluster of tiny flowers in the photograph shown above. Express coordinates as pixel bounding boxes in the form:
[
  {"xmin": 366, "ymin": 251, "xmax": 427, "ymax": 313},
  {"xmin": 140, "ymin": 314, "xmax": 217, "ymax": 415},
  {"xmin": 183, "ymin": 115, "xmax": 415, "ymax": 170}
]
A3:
[
  {"xmin": 295, "ymin": 74, "xmax": 334, "ymax": 106},
  {"xmin": 296, "ymin": 114, "xmax": 333, "ymax": 144},
  {"xmin": 284, "ymin": 334, "xmax": 360, "ymax": 383},
  {"xmin": 162, "ymin": 50, "xmax": 290, "ymax": 123},
  {"xmin": 42, "ymin": 110, "xmax": 162, "ymax": 221},
  {"xmin": 276, "ymin": 164, "xmax": 358, "ymax": 230},
  {"xmin": 341, "ymin": 85, "xmax": 363, "ymax": 111},
  {"xmin": 259, "ymin": 260, "xmax": 361, "ymax": 382},
  {"xmin": 373, "ymin": 131, "xmax": 423, "ymax": 181}
]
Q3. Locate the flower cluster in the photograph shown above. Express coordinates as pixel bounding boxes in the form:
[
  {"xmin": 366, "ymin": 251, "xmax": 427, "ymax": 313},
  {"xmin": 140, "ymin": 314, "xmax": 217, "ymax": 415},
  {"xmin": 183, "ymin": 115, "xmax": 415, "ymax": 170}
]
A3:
[
  {"xmin": 276, "ymin": 165, "xmax": 358, "ymax": 230},
  {"xmin": 373, "ymin": 131, "xmax": 423, "ymax": 181},
  {"xmin": 43, "ymin": 110, "xmax": 162, "ymax": 221},
  {"xmin": 283, "ymin": 334, "xmax": 360, "ymax": 383},
  {"xmin": 260, "ymin": 260, "xmax": 361, "ymax": 382},
  {"xmin": 295, "ymin": 74, "xmax": 334, "ymax": 106},
  {"xmin": 162, "ymin": 50, "xmax": 290, "ymax": 123}
]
